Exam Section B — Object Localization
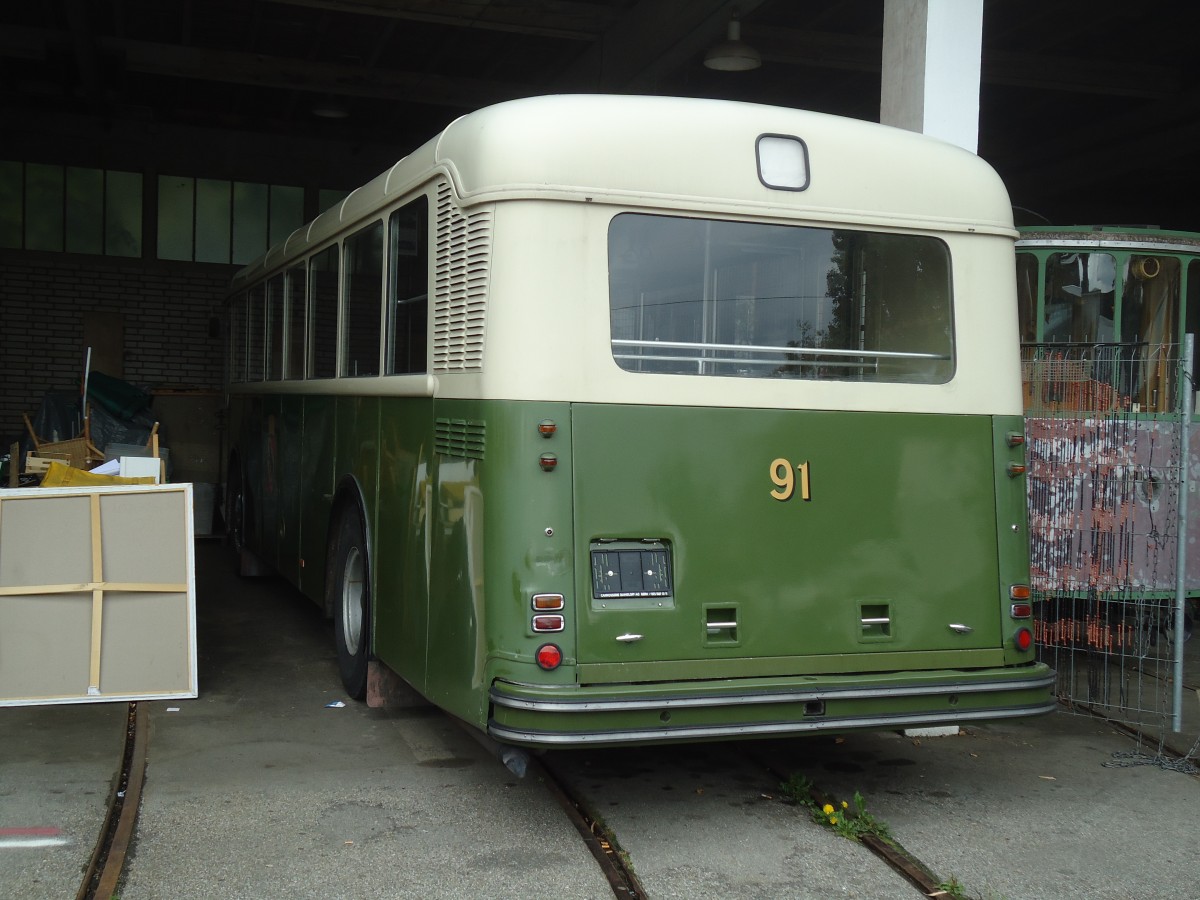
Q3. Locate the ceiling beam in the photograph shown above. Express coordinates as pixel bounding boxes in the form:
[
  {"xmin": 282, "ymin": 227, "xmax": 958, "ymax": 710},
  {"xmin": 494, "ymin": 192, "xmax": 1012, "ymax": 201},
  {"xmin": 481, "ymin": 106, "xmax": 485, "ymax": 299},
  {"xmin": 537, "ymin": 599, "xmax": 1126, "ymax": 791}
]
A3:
[
  {"xmin": 0, "ymin": 26, "xmax": 535, "ymax": 109},
  {"xmin": 258, "ymin": 0, "xmax": 614, "ymax": 40},
  {"xmin": 745, "ymin": 25, "xmax": 1177, "ymax": 100}
]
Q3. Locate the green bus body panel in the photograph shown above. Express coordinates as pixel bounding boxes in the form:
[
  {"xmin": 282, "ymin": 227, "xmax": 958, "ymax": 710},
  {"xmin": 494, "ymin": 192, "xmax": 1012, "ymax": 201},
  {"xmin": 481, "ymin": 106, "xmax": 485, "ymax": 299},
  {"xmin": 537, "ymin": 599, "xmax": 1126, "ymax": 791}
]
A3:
[
  {"xmin": 297, "ymin": 396, "xmax": 336, "ymax": 600},
  {"xmin": 571, "ymin": 405, "xmax": 1014, "ymax": 677},
  {"xmin": 422, "ymin": 399, "xmax": 578, "ymax": 724},
  {"xmin": 229, "ymin": 393, "xmax": 1043, "ymax": 742},
  {"xmin": 371, "ymin": 400, "xmax": 434, "ymax": 697}
]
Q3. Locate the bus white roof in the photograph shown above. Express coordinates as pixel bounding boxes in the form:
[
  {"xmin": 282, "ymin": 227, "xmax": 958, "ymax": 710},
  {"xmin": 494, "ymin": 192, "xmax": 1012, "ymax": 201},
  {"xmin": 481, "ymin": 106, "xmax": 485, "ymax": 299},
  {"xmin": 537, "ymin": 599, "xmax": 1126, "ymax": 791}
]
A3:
[{"xmin": 234, "ymin": 94, "xmax": 1014, "ymax": 290}]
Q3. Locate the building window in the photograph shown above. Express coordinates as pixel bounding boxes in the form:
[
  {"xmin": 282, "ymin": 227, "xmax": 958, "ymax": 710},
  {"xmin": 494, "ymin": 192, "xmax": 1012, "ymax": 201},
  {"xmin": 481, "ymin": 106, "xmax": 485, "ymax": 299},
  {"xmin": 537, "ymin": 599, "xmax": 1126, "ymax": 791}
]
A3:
[
  {"xmin": 158, "ymin": 176, "xmax": 303, "ymax": 264},
  {"xmin": 0, "ymin": 162, "xmax": 142, "ymax": 257}
]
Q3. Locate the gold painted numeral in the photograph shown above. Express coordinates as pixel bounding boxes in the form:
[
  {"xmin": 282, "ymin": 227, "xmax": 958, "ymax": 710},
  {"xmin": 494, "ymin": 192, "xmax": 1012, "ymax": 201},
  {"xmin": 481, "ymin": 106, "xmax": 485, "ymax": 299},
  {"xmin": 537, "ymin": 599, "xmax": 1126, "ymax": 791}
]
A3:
[{"xmin": 769, "ymin": 458, "xmax": 811, "ymax": 502}]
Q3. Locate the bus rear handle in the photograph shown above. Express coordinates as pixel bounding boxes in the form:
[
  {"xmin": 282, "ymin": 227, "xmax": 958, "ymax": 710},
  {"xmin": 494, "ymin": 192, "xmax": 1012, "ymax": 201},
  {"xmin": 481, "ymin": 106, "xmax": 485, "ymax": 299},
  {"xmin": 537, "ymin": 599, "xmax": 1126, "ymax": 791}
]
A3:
[
  {"xmin": 861, "ymin": 617, "xmax": 891, "ymax": 626},
  {"xmin": 706, "ymin": 622, "xmax": 738, "ymax": 632}
]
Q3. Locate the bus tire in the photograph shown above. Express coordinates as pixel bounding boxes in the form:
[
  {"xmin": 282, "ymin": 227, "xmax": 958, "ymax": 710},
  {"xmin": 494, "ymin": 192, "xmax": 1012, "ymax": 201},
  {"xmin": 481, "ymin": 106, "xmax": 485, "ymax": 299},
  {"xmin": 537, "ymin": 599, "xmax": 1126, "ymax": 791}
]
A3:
[
  {"xmin": 226, "ymin": 461, "xmax": 247, "ymax": 556},
  {"xmin": 330, "ymin": 507, "xmax": 371, "ymax": 700}
]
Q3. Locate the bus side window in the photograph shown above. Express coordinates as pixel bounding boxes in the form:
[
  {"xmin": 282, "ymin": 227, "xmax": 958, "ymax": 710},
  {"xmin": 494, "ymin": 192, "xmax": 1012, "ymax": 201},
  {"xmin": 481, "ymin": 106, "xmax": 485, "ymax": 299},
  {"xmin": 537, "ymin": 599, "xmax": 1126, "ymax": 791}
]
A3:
[
  {"xmin": 387, "ymin": 195, "xmax": 429, "ymax": 375},
  {"xmin": 266, "ymin": 273, "xmax": 285, "ymax": 381},
  {"xmin": 309, "ymin": 244, "xmax": 339, "ymax": 378},
  {"xmin": 229, "ymin": 292, "xmax": 247, "ymax": 383},
  {"xmin": 285, "ymin": 264, "xmax": 306, "ymax": 380},
  {"xmin": 247, "ymin": 283, "xmax": 266, "ymax": 382},
  {"xmin": 342, "ymin": 220, "xmax": 384, "ymax": 377}
]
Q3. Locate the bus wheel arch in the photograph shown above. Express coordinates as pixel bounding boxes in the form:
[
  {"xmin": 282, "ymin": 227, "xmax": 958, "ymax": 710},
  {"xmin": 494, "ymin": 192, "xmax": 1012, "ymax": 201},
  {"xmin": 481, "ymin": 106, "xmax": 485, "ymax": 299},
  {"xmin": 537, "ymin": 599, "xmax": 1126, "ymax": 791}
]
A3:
[{"xmin": 327, "ymin": 481, "xmax": 372, "ymax": 700}]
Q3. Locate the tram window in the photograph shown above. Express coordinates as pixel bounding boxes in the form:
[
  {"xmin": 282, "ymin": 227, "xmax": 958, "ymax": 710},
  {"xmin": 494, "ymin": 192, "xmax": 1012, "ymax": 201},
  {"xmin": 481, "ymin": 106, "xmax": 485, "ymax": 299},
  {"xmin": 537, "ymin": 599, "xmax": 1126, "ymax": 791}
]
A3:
[
  {"xmin": 266, "ymin": 274, "xmax": 285, "ymax": 381},
  {"xmin": 1121, "ymin": 256, "xmax": 1179, "ymax": 345},
  {"xmin": 247, "ymin": 284, "xmax": 266, "ymax": 382},
  {"xmin": 387, "ymin": 196, "xmax": 429, "ymax": 375},
  {"xmin": 1016, "ymin": 252, "xmax": 1039, "ymax": 342},
  {"xmin": 342, "ymin": 221, "xmax": 384, "ymax": 377},
  {"xmin": 285, "ymin": 264, "xmax": 306, "ymax": 380},
  {"xmin": 608, "ymin": 214, "xmax": 953, "ymax": 383},
  {"xmin": 1121, "ymin": 256, "xmax": 1179, "ymax": 412},
  {"xmin": 1043, "ymin": 252, "xmax": 1115, "ymax": 343},
  {"xmin": 309, "ymin": 244, "xmax": 339, "ymax": 378},
  {"xmin": 1188, "ymin": 260, "xmax": 1200, "ymax": 410}
]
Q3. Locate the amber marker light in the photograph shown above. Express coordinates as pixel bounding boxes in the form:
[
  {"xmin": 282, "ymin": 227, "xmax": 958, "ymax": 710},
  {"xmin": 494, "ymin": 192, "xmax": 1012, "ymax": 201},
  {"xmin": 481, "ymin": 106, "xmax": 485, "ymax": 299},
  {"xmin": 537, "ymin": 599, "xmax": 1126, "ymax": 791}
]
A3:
[
  {"xmin": 538, "ymin": 419, "xmax": 557, "ymax": 437},
  {"xmin": 536, "ymin": 643, "xmax": 563, "ymax": 670},
  {"xmin": 1007, "ymin": 432, "xmax": 1025, "ymax": 448},
  {"xmin": 1007, "ymin": 462, "xmax": 1026, "ymax": 477},
  {"xmin": 539, "ymin": 453, "xmax": 558, "ymax": 471},
  {"xmin": 532, "ymin": 593, "xmax": 565, "ymax": 610},
  {"xmin": 1010, "ymin": 584, "xmax": 1031, "ymax": 601},
  {"xmin": 1013, "ymin": 627, "xmax": 1033, "ymax": 651}
]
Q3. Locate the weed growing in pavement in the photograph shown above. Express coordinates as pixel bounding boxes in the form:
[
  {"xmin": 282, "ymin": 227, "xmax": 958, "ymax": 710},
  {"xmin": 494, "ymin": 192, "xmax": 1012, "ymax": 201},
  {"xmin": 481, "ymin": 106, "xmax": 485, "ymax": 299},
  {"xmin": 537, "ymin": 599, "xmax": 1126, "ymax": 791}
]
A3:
[
  {"xmin": 934, "ymin": 877, "xmax": 969, "ymax": 899},
  {"xmin": 779, "ymin": 774, "xmax": 1006, "ymax": 900},
  {"xmin": 779, "ymin": 773, "xmax": 892, "ymax": 843}
]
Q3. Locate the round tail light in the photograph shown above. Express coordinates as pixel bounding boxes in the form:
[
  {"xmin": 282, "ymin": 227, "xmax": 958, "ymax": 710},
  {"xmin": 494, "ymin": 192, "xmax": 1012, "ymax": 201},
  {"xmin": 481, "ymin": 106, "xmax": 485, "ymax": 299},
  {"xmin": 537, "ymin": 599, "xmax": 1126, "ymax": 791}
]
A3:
[{"xmin": 536, "ymin": 643, "xmax": 563, "ymax": 670}]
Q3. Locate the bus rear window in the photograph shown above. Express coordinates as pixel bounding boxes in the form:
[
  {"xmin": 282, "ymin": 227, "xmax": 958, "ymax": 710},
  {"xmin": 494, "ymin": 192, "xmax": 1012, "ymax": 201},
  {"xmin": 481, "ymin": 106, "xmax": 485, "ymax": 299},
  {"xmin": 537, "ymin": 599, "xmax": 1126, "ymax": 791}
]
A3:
[{"xmin": 608, "ymin": 214, "xmax": 953, "ymax": 383}]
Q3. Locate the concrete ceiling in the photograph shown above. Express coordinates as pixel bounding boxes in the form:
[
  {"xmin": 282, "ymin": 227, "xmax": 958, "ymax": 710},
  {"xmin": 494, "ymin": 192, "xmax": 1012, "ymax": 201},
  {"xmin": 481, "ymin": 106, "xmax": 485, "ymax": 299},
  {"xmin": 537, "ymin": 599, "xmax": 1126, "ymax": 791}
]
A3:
[{"xmin": 2, "ymin": 0, "xmax": 1198, "ymax": 229}]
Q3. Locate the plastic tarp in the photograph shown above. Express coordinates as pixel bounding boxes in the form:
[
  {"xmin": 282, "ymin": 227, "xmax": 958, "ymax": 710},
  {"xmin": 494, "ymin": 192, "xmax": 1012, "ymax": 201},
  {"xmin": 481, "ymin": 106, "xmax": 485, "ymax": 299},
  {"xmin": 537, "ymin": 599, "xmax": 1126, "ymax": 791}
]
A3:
[{"xmin": 38, "ymin": 460, "xmax": 155, "ymax": 488}]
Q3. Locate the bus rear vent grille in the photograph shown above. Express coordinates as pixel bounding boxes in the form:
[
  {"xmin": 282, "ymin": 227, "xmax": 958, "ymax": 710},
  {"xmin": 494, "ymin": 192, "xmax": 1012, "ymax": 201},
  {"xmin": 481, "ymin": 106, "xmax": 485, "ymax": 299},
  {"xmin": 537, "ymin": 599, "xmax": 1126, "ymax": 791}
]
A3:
[
  {"xmin": 434, "ymin": 181, "xmax": 491, "ymax": 373},
  {"xmin": 435, "ymin": 418, "xmax": 486, "ymax": 459}
]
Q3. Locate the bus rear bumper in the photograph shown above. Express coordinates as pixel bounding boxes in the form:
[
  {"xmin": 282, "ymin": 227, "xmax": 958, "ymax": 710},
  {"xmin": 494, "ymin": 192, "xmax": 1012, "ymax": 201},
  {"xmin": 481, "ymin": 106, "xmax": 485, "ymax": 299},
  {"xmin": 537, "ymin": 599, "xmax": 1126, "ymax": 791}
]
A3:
[{"xmin": 487, "ymin": 664, "xmax": 1056, "ymax": 747}]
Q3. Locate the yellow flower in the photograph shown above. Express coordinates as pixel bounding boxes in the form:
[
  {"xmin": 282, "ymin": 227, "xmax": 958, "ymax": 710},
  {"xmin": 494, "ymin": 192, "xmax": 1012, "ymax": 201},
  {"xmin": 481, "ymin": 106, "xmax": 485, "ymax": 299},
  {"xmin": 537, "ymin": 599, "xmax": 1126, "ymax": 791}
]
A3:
[
  {"xmin": 822, "ymin": 803, "xmax": 835, "ymax": 815},
  {"xmin": 841, "ymin": 801, "xmax": 849, "ymax": 809},
  {"xmin": 830, "ymin": 816, "xmax": 839, "ymax": 826}
]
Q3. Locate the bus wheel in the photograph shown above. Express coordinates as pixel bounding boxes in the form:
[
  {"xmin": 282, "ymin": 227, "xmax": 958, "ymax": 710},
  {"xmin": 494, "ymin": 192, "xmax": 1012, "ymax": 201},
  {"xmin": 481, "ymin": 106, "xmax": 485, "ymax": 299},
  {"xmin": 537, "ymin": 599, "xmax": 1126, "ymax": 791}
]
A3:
[
  {"xmin": 226, "ymin": 464, "xmax": 246, "ymax": 555},
  {"xmin": 331, "ymin": 509, "xmax": 370, "ymax": 700}
]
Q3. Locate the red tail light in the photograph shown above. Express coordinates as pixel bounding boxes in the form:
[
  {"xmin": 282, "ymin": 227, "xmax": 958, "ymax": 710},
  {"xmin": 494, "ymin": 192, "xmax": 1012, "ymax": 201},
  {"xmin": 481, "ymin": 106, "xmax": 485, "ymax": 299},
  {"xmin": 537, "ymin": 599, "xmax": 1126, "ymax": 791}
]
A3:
[
  {"xmin": 536, "ymin": 643, "xmax": 563, "ymax": 670},
  {"xmin": 532, "ymin": 615, "xmax": 564, "ymax": 633},
  {"xmin": 1013, "ymin": 627, "xmax": 1033, "ymax": 652}
]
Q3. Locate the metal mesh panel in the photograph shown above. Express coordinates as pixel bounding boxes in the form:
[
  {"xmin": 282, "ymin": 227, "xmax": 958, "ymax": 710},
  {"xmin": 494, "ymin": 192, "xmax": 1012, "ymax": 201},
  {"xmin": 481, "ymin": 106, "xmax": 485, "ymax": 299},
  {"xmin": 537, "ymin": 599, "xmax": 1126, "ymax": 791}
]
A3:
[{"xmin": 1023, "ymin": 342, "xmax": 1188, "ymax": 730}]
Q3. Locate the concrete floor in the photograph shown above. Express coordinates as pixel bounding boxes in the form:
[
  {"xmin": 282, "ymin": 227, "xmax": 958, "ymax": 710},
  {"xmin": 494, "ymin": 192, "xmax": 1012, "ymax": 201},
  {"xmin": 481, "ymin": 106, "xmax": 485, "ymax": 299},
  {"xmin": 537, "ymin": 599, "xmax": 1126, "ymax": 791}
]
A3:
[{"xmin": 2, "ymin": 540, "xmax": 1199, "ymax": 899}]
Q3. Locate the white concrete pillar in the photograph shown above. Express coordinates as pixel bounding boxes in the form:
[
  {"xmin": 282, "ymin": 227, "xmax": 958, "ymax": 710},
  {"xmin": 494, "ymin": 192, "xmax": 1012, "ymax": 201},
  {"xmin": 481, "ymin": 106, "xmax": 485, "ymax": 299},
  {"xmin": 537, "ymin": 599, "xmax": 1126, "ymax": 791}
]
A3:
[{"xmin": 880, "ymin": 0, "xmax": 984, "ymax": 153}]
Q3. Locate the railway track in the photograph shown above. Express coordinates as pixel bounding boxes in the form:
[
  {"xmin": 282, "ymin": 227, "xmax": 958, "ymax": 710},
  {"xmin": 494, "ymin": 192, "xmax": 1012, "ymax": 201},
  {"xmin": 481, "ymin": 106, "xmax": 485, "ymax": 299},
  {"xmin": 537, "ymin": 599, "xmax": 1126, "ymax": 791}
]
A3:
[
  {"xmin": 534, "ymin": 739, "xmax": 961, "ymax": 900},
  {"xmin": 76, "ymin": 702, "xmax": 147, "ymax": 900},
  {"xmin": 534, "ymin": 755, "xmax": 646, "ymax": 899}
]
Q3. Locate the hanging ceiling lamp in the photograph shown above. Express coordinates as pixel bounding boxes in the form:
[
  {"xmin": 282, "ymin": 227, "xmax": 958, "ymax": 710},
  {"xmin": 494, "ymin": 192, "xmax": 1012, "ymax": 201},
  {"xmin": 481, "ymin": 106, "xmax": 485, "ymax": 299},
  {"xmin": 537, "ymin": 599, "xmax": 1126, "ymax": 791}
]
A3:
[{"xmin": 703, "ymin": 19, "xmax": 761, "ymax": 71}]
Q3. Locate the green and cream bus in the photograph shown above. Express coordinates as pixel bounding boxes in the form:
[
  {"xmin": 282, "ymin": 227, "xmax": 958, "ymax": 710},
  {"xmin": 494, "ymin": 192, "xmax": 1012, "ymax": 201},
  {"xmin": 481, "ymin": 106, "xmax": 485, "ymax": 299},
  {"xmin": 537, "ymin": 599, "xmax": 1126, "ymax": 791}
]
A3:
[{"xmin": 225, "ymin": 94, "xmax": 1054, "ymax": 747}]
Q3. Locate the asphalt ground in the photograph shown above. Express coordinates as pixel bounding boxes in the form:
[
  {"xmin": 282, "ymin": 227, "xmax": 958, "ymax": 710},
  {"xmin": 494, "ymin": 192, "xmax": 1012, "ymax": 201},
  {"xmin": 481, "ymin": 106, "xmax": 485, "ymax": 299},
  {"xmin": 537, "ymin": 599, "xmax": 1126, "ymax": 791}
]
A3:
[{"xmin": 2, "ymin": 540, "xmax": 1199, "ymax": 899}]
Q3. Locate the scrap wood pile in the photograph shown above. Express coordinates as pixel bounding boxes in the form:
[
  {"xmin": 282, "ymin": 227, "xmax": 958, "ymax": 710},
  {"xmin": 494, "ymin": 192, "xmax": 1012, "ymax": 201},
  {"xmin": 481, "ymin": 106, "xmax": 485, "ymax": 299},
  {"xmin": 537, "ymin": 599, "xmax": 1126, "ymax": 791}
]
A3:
[{"xmin": 9, "ymin": 370, "xmax": 163, "ymax": 489}]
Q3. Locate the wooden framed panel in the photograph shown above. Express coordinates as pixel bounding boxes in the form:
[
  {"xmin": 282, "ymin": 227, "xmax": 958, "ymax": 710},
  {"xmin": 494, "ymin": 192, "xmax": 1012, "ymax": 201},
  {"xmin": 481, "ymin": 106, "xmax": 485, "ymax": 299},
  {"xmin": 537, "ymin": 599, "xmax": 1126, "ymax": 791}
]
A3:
[{"xmin": 0, "ymin": 483, "xmax": 197, "ymax": 706}]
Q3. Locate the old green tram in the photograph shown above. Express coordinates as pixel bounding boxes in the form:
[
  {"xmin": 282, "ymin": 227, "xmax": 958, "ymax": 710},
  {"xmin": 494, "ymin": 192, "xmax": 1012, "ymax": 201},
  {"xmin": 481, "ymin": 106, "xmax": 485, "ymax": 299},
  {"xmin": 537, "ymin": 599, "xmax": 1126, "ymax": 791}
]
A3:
[
  {"xmin": 224, "ymin": 95, "xmax": 1054, "ymax": 747},
  {"xmin": 1016, "ymin": 225, "xmax": 1200, "ymax": 647}
]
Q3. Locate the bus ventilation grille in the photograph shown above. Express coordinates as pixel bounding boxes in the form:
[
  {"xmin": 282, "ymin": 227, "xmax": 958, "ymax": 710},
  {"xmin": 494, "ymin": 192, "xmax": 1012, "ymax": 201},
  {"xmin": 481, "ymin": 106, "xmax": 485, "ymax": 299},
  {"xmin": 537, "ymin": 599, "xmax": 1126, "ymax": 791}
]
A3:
[
  {"xmin": 433, "ymin": 181, "xmax": 491, "ymax": 373},
  {"xmin": 435, "ymin": 418, "xmax": 486, "ymax": 459}
]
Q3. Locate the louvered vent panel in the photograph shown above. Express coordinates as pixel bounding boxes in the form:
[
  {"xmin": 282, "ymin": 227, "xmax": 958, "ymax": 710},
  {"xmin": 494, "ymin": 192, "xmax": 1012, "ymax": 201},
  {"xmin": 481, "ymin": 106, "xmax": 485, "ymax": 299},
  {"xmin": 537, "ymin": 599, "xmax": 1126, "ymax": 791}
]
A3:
[
  {"xmin": 434, "ymin": 182, "xmax": 491, "ymax": 372},
  {"xmin": 435, "ymin": 418, "xmax": 486, "ymax": 459}
]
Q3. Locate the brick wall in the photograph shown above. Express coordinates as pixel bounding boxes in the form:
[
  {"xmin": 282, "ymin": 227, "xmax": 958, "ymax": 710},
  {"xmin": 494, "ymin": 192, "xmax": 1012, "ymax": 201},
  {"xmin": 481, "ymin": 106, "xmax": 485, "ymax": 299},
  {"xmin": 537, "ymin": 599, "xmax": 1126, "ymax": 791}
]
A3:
[{"xmin": 0, "ymin": 250, "xmax": 237, "ymax": 451}]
